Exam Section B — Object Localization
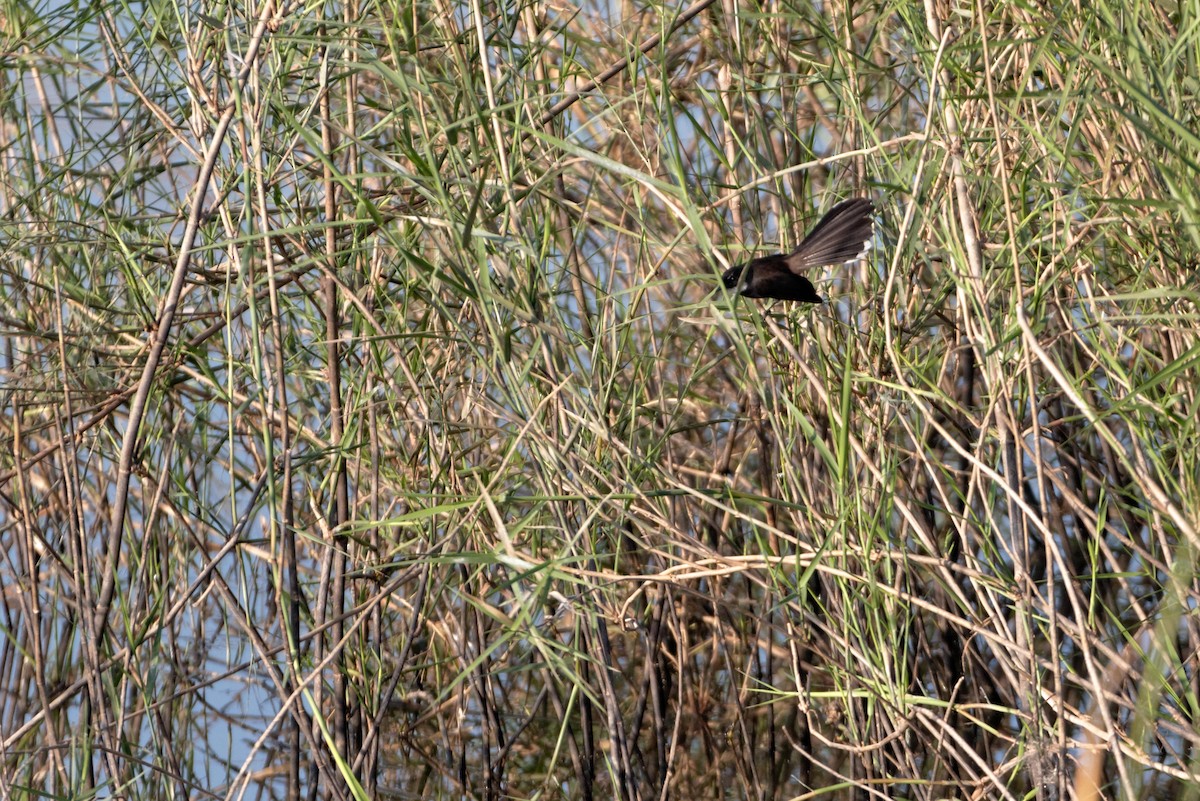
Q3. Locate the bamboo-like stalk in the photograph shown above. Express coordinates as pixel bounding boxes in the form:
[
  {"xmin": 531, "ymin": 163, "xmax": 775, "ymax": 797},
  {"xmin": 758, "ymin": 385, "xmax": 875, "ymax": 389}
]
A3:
[{"xmin": 1, "ymin": 0, "xmax": 1197, "ymax": 799}]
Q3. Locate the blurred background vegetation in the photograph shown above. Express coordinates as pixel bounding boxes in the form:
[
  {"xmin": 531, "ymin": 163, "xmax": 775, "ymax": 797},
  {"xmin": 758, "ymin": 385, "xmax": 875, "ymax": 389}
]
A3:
[{"xmin": 2, "ymin": 0, "xmax": 1199, "ymax": 798}]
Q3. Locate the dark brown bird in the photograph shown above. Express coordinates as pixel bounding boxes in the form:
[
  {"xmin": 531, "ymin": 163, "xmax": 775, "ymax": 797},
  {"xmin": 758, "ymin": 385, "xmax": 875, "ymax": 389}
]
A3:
[{"xmin": 721, "ymin": 198, "xmax": 875, "ymax": 302}]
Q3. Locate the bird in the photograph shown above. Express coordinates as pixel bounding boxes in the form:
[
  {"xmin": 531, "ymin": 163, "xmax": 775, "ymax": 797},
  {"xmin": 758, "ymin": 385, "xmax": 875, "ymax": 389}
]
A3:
[{"xmin": 721, "ymin": 197, "xmax": 875, "ymax": 302}]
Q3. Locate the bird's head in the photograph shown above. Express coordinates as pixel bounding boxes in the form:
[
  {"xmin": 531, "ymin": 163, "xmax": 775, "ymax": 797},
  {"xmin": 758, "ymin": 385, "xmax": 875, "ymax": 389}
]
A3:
[{"xmin": 721, "ymin": 263, "xmax": 745, "ymax": 290}]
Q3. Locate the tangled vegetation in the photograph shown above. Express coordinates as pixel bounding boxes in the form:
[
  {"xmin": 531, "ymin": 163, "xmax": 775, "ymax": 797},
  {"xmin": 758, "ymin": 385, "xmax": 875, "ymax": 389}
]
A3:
[{"xmin": 2, "ymin": 0, "xmax": 1199, "ymax": 798}]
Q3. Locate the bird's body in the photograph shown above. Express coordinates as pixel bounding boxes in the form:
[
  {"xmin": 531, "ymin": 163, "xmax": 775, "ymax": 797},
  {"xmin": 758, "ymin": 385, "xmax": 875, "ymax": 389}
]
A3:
[{"xmin": 722, "ymin": 198, "xmax": 875, "ymax": 302}]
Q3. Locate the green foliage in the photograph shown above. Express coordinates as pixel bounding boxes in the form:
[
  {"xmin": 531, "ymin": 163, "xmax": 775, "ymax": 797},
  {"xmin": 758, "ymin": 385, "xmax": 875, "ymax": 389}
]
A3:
[{"xmin": 2, "ymin": 0, "xmax": 1199, "ymax": 798}]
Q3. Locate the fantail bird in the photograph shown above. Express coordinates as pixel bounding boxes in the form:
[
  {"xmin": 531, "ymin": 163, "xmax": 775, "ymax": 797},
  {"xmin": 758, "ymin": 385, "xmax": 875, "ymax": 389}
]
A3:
[{"xmin": 721, "ymin": 198, "xmax": 875, "ymax": 302}]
